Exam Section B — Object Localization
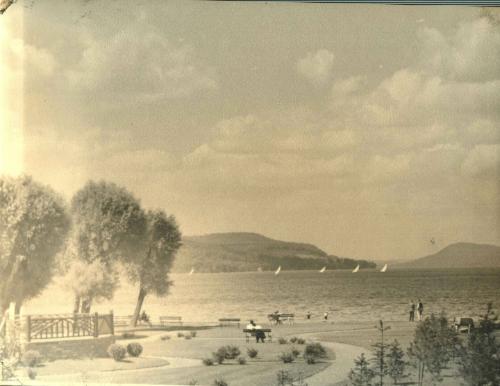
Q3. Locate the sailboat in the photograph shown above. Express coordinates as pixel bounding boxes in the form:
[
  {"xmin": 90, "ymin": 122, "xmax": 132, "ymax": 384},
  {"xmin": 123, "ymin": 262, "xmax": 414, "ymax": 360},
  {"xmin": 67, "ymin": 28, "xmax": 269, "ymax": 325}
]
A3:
[
  {"xmin": 352, "ymin": 264, "xmax": 360, "ymax": 273},
  {"xmin": 188, "ymin": 268, "xmax": 194, "ymax": 275},
  {"xmin": 274, "ymin": 266, "xmax": 281, "ymax": 275},
  {"xmin": 319, "ymin": 266, "xmax": 326, "ymax": 273},
  {"xmin": 380, "ymin": 264, "xmax": 388, "ymax": 273}
]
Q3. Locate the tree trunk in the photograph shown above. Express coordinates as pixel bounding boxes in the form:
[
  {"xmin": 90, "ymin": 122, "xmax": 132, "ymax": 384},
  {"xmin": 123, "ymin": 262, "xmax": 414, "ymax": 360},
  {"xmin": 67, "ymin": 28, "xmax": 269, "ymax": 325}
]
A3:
[
  {"xmin": 80, "ymin": 297, "xmax": 92, "ymax": 314},
  {"xmin": 14, "ymin": 301, "xmax": 22, "ymax": 315},
  {"xmin": 73, "ymin": 296, "xmax": 80, "ymax": 314},
  {"xmin": 131, "ymin": 286, "xmax": 147, "ymax": 327}
]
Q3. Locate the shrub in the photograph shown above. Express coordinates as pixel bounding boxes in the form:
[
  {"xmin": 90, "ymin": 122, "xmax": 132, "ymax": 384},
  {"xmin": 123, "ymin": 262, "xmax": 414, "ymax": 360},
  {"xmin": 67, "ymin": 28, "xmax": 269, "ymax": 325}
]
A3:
[
  {"xmin": 289, "ymin": 337, "xmax": 298, "ymax": 344},
  {"xmin": 277, "ymin": 369, "xmax": 294, "ymax": 386},
  {"xmin": 188, "ymin": 380, "xmax": 199, "ymax": 385},
  {"xmin": 224, "ymin": 345, "xmax": 241, "ymax": 360},
  {"xmin": 203, "ymin": 357, "xmax": 214, "ymax": 366},
  {"xmin": 212, "ymin": 349, "xmax": 226, "ymax": 364},
  {"xmin": 278, "ymin": 337, "xmax": 288, "ymax": 345},
  {"xmin": 247, "ymin": 347, "xmax": 258, "ymax": 358},
  {"xmin": 279, "ymin": 351, "xmax": 295, "ymax": 364},
  {"xmin": 22, "ymin": 350, "xmax": 42, "ymax": 367},
  {"xmin": 126, "ymin": 343, "xmax": 143, "ymax": 357},
  {"xmin": 296, "ymin": 338, "xmax": 306, "ymax": 345},
  {"xmin": 107, "ymin": 344, "xmax": 127, "ymax": 361},
  {"xmin": 26, "ymin": 367, "xmax": 37, "ymax": 380},
  {"xmin": 190, "ymin": 331, "xmax": 197, "ymax": 338},
  {"xmin": 121, "ymin": 332, "xmax": 135, "ymax": 339},
  {"xmin": 184, "ymin": 335, "xmax": 192, "ymax": 340},
  {"xmin": 177, "ymin": 332, "xmax": 184, "ymax": 338},
  {"xmin": 291, "ymin": 347, "xmax": 301, "ymax": 358},
  {"xmin": 238, "ymin": 356, "xmax": 247, "ymax": 365},
  {"xmin": 160, "ymin": 335, "xmax": 171, "ymax": 341},
  {"xmin": 304, "ymin": 343, "xmax": 327, "ymax": 364},
  {"xmin": 213, "ymin": 378, "xmax": 228, "ymax": 386}
]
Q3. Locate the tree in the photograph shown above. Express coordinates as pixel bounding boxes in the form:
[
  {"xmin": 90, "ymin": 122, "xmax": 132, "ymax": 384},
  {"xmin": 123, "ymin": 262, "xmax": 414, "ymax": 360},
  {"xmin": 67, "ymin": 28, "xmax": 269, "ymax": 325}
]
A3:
[
  {"xmin": 386, "ymin": 340, "xmax": 407, "ymax": 385},
  {"xmin": 407, "ymin": 313, "xmax": 459, "ymax": 386},
  {"xmin": 458, "ymin": 303, "xmax": 500, "ymax": 386},
  {"xmin": 371, "ymin": 320, "xmax": 391, "ymax": 386},
  {"xmin": 349, "ymin": 353, "xmax": 376, "ymax": 386},
  {"xmin": 67, "ymin": 180, "xmax": 146, "ymax": 313},
  {"xmin": 0, "ymin": 176, "xmax": 70, "ymax": 312},
  {"xmin": 125, "ymin": 210, "xmax": 181, "ymax": 327}
]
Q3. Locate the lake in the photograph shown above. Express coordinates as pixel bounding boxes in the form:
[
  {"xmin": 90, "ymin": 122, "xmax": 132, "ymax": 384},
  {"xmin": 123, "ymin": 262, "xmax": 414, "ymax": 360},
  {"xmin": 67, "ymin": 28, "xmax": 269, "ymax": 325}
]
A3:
[{"xmin": 26, "ymin": 268, "xmax": 500, "ymax": 324}]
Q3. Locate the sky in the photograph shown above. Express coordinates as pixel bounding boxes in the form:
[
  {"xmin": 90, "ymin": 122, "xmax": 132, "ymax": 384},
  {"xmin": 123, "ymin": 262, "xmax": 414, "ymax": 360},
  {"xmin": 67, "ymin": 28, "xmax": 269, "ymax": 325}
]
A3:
[{"xmin": 0, "ymin": 1, "xmax": 499, "ymax": 261}]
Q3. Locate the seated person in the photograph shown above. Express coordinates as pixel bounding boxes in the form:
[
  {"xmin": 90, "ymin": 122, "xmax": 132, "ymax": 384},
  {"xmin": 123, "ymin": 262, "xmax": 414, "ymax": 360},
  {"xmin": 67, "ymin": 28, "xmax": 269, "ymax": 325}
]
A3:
[
  {"xmin": 140, "ymin": 310, "xmax": 152, "ymax": 327},
  {"xmin": 254, "ymin": 323, "xmax": 266, "ymax": 343}
]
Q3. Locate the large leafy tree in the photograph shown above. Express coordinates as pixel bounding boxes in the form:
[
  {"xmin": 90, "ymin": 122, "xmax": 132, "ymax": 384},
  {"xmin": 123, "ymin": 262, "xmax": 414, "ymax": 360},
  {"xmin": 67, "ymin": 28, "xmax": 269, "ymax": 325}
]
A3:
[
  {"xmin": 0, "ymin": 176, "xmax": 70, "ymax": 312},
  {"xmin": 66, "ymin": 180, "xmax": 146, "ymax": 313},
  {"xmin": 126, "ymin": 210, "xmax": 181, "ymax": 327}
]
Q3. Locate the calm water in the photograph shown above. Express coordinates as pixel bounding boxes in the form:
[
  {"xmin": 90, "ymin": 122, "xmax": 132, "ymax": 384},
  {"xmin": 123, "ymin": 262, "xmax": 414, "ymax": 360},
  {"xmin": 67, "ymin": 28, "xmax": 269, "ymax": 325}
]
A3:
[{"xmin": 27, "ymin": 269, "xmax": 500, "ymax": 324}]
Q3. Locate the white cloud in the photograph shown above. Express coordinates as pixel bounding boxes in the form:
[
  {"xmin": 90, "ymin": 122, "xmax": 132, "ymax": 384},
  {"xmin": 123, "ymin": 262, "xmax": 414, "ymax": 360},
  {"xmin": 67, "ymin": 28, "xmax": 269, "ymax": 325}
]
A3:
[
  {"xmin": 66, "ymin": 30, "xmax": 216, "ymax": 101},
  {"xmin": 297, "ymin": 49, "xmax": 335, "ymax": 85}
]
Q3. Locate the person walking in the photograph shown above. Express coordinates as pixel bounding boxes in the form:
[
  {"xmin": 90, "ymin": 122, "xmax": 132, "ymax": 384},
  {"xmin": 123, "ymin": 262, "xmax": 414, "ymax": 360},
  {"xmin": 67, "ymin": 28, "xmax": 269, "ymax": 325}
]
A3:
[
  {"xmin": 409, "ymin": 300, "xmax": 415, "ymax": 322},
  {"xmin": 417, "ymin": 299, "xmax": 424, "ymax": 321}
]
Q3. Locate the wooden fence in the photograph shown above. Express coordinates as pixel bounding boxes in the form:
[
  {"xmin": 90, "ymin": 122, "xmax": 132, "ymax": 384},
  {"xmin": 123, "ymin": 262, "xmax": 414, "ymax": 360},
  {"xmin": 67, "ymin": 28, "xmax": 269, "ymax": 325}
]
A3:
[{"xmin": 26, "ymin": 312, "xmax": 114, "ymax": 342}]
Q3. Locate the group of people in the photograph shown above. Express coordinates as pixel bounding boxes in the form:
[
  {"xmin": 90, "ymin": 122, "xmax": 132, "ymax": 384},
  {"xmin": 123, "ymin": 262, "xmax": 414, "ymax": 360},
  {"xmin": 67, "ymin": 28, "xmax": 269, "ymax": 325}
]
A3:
[
  {"xmin": 409, "ymin": 299, "xmax": 424, "ymax": 321},
  {"xmin": 246, "ymin": 320, "xmax": 266, "ymax": 343}
]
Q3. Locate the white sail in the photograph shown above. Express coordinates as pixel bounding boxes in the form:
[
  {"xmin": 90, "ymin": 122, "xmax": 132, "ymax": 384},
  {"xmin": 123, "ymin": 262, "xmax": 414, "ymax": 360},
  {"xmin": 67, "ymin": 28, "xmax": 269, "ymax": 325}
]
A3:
[
  {"xmin": 275, "ymin": 266, "xmax": 281, "ymax": 275},
  {"xmin": 352, "ymin": 264, "xmax": 360, "ymax": 273},
  {"xmin": 319, "ymin": 266, "xmax": 326, "ymax": 273},
  {"xmin": 380, "ymin": 264, "xmax": 388, "ymax": 272},
  {"xmin": 188, "ymin": 268, "xmax": 194, "ymax": 275}
]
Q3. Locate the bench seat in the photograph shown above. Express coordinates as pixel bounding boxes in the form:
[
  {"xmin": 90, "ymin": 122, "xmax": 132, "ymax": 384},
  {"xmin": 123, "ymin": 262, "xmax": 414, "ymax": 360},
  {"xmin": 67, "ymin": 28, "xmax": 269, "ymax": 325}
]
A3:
[
  {"xmin": 159, "ymin": 316, "xmax": 183, "ymax": 326},
  {"xmin": 219, "ymin": 318, "xmax": 241, "ymax": 327},
  {"xmin": 243, "ymin": 328, "xmax": 272, "ymax": 343}
]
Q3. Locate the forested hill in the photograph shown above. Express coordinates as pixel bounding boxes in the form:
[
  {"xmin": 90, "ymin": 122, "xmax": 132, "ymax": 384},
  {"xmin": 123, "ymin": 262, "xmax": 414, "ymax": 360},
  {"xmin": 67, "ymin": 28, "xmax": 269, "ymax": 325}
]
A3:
[
  {"xmin": 171, "ymin": 232, "xmax": 376, "ymax": 273},
  {"xmin": 397, "ymin": 242, "xmax": 500, "ymax": 269}
]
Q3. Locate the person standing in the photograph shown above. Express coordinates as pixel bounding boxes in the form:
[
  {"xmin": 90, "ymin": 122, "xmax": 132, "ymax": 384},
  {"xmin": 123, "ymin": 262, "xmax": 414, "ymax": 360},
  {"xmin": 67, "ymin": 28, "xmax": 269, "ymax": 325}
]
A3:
[
  {"xmin": 417, "ymin": 299, "xmax": 424, "ymax": 321},
  {"xmin": 323, "ymin": 312, "xmax": 328, "ymax": 321},
  {"xmin": 409, "ymin": 300, "xmax": 415, "ymax": 322}
]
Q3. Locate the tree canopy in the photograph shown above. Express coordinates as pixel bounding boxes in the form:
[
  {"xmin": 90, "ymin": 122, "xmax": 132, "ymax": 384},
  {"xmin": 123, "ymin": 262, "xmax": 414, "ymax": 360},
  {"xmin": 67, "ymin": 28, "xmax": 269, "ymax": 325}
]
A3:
[{"xmin": 0, "ymin": 176, "xmax": 70, "ymax": 311}]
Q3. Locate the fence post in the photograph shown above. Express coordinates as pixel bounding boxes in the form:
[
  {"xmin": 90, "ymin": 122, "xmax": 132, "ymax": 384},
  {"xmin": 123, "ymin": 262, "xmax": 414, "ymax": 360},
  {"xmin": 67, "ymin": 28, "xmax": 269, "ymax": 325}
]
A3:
[
  {"xmin": 26, "ymin": 315, "xmax": 31, "ymax": 343},
  {"xmin": 94, "ymin": 312, "xmax": 99, "ymax": 338},
  {"xmin": 110, "ymin": 310, "xmax": 114, "ymax": 336}
]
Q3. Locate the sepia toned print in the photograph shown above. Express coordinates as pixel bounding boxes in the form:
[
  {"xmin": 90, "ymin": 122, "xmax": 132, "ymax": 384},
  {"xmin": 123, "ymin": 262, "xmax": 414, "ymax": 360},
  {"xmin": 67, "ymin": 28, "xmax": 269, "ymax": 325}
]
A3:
[{"xmin": 1, "ymin": 1, "xmax": 499, "ymax": 385}]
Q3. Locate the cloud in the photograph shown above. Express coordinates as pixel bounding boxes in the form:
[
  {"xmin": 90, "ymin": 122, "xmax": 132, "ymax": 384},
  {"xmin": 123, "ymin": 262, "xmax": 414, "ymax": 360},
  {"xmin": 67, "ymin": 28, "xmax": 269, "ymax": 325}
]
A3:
[
  {"xmin": 462, "ymin": 144, "xmax": 500, "ymax": 178},
  {"xmin": 297, "ymin": 49, "xmax": 334, "ymax": 85},
  {"xmin": 66, "ymin": 30, "xmax": 216, "ymax": 102}
]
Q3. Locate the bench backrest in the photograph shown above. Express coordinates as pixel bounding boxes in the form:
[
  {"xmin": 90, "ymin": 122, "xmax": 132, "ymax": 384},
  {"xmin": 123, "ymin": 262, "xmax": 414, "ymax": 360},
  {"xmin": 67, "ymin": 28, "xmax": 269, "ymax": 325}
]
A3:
[
  {"xmin": 243, "ymin": 328, "xmax": 271, "ymax": 333},
  {"xmin": 160, "ymin": 316, "xmax": 182, "ymax": 320}
]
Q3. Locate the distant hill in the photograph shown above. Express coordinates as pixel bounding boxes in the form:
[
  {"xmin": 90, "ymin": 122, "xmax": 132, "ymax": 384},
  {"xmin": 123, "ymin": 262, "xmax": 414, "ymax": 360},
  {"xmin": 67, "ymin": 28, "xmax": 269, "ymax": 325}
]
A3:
[
  {"xmin": 171, "ymin": 232, "xmax": 376, "ymax": 273},
  {"xmin": 397, "ymin": 242, "xmax": 500, "ymax": 269}
]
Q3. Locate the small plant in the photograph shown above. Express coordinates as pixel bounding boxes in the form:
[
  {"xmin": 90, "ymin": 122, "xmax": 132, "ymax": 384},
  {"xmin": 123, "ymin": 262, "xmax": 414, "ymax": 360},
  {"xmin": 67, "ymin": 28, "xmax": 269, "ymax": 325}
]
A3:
[
  {"xmin": 224, "ymin": 345, "xmax": 241, "ymax": 359},
  {"xmin": 212, "ymin": 349, "xmax": 226, "ymax": 364},
  {"xmin": 213, "ymin": 378, "xmax": 229, "ymax": 386},
  {"xmin": 277, "ymin": 369, "xmax": 294, "ymax": 386},
  {"xmin": 190, "ymin": 331, "xmax": 197, "ymax": 338},
  {"xmin": 22, "ymin": 350, "xmax": 42, "ymax": 367},
  {"xmin": 107, "ymin": 343, "xmax": 127, "ymax": 361},
  {"xmin": 177, "ymin": 332, "xmax": 185, "ymax": 338},
  {"xmin": 278, "ymin": 337, "xmax": 288, "ymax": 345},
  {"xmin": 303, "ymin": 342, "xmax": 327, "ymax": 364},
  {"xmin": 291, "ymin": 347, "xmax": 301, "ymax": 358},
  {"xmin": 184, "ymin": 335, "xmax": 192, "ymax": 340},
  {"xmin": 126, "ymin": 342, "xmax": 143, "ymax": 357},
  {"xmin": 121, "ymin": 332, "xmax": 135, "ymax": 339},
  {"xmin": 349, "ymin": 353, "xmax": 375, "ymax": 386},
  {"xmin": 160, "ymin": 335, "xmax": 171, "ymax": 341},
  {"xmin": 296, "ymin": 338, "xmax": 306, "ymax": 345},
  {"xmin": 247, "ymin": 347, "xmax": 258, "ymax": 358},
  {"xmin": 238, "ymin": 356, "xmax": 247, "ymax": 365},
  {"xmin": 279, "ymin": 351, "xmax": 295, "ymax": 363},
  {"xmin": 289, "ymin": 337, "xmax": 298, "ymax": 343},
  {"xmin": 188, "ymin": 380, "xmax": 199, "ymax": 385},
  {"xmin": 203, "ymin": 357, "xmax": 214, "ymax": 366},
  {"xmin": 26, "ymin": 367, "xmax": 37, "ymax": 380}
]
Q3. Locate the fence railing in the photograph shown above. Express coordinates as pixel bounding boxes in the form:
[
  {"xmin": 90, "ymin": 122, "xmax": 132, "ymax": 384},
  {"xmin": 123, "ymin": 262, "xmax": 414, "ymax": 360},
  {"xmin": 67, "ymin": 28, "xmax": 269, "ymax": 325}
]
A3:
[{"xmin": 26, "ymin": 312, "xmax": 114, "ymax": 342}]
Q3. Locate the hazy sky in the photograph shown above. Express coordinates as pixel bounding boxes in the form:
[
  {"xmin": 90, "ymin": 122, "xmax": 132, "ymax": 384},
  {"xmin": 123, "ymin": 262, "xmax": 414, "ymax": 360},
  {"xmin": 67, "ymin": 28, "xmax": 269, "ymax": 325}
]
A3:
[{"xmin": 1, "ymin": 1, "xmax": 499, "ymax": 260}]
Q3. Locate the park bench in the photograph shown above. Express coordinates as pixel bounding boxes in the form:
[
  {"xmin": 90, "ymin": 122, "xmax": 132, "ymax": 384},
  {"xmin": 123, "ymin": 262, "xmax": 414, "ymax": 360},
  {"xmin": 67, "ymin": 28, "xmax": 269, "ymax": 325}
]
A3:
[
  {"xmin": 454, "ymin": 317, "xmax": 474, "ymax": 333},
  {"xmin": 268, "ymin": 313, "xmax": 295, "ymax": 325},
  {"xmin": 218, "ymin": 318, "xmax": 241, "ymax": 327},
  {"xmin": 243, "ymin": 328, "xmax": 272, "ymax": 343},
  {"xmin": 159, "ymin": 316, "xmax": 183, "ymax": 326}
]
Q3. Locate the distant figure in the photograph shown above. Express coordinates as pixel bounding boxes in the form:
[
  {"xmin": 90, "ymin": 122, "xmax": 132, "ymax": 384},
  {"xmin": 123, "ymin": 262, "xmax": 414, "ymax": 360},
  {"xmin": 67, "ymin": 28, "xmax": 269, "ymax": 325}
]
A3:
[
  {"xmin": 409, "ymin": 300, "xmax": 416, "ymax": 322},
  {"xmin": 323, "ymin": 312, "xmax": 328, "ymax": 321},
  {"xmin": 272, "ymin": 310, "xmax": 281, "ymax": 325},
  {"xmin": 306, "ymin": 311, "xmax": 312, "ymax": 320},
  {"xmin": 140, "ymin": 310, "xmax": 152, "ymax": 327},
  {"xmin": 417, "ymin": 300, "xmax": 424, "ymax": 321}
]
